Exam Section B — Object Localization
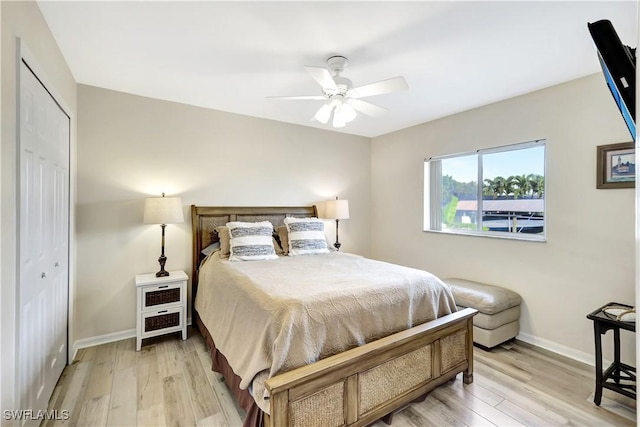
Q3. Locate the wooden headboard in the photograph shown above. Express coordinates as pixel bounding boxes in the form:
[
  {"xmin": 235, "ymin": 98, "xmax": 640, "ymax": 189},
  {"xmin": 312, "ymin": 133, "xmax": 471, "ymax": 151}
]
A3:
[{"xmin": 190, "ymin": 205, "xmax": 318, "ymax": 323}]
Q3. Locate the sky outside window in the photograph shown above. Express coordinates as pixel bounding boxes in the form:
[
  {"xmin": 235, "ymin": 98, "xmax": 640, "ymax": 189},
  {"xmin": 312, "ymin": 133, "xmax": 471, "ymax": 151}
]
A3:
[
  {"xmin": 441, "ymin": 154, "xmax": 477, "ymax": 183},
  {"xmin": 441, "ymin": 146, "xmax": 544, "ymax": 183},
  {"xmin": 483, "ymin": 146, "xmax": 545, "ymax": 180}
]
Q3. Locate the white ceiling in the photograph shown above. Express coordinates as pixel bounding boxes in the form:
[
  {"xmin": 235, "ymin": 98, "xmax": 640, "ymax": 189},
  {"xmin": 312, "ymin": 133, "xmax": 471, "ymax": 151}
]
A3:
[{"xmin": 37, "ymin": 1, "xmax": 638, "ymax": 138}]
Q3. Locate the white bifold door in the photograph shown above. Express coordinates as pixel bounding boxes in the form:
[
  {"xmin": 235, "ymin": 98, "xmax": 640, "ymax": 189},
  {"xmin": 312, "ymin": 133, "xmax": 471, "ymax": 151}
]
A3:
[{"xmin": 18, "ymin": 59, "xmax": 70, "ymax": 422}]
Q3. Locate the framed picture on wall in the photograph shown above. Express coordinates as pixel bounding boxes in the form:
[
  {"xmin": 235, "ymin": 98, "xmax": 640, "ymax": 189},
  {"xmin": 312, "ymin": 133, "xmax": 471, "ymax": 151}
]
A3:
[{"xmin": 596, "ymin": 142, "xmax": 635, "ymax": 189}]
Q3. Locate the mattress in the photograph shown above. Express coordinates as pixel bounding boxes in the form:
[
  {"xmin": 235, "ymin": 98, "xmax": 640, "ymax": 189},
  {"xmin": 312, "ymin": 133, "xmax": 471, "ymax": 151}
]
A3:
[{"xmin": 194, "ymin": 251, "xmax": 456, "ymax": 413}]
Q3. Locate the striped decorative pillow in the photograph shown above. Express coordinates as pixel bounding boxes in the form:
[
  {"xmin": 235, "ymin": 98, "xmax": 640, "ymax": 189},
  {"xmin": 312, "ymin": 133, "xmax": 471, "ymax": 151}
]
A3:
[
  {"xmin": 227, "ymin": 221, "xmax": 279, "ymax": 261},
  {"xmin": 284, "ymin": 217, "xmax": 329, "ymax": 256}
]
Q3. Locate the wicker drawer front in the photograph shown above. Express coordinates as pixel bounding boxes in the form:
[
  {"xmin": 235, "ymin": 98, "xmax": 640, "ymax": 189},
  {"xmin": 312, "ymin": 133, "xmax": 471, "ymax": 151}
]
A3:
[
  {"xmin": 141, "ymin": 283, "xmax": 183, "ymax": 311},
  {"xmin": 142, "ymin": 306, "xmax": 183, "ymax": 334},
  {"xmin": 145, "ymin": 287, "xmax": 180, "ymax": 307}
]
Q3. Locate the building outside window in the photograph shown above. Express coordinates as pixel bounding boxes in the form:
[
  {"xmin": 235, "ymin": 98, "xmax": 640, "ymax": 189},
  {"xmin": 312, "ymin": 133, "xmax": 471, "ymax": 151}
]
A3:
[{"xmin": 424, "ymin": 140, "xmax": 546, "ymax": 241}]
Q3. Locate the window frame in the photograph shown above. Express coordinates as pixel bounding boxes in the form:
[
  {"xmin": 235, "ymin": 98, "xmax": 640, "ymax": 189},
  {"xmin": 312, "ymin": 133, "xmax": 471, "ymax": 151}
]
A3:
[{"xmin": 424, "ymin": 139, "xmax": 546, "ymax": 242}]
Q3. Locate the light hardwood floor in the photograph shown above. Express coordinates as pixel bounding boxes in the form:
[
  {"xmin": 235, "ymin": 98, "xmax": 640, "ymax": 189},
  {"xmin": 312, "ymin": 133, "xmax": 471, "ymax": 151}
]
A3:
[{"xmin": 45, "ymin": 328, "xmax": 636, "ymax": 426}]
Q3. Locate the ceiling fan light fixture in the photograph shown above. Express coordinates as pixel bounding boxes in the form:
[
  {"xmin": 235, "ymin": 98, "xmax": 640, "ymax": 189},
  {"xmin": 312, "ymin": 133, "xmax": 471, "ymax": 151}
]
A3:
[
  {"xmin": 314, "ymin": 102, "xmax": 334, "ymax": 124},
  {"xmin": 332, "ymin": 111, "xmax": 346, "ymax": 128},
  {"xmin": 338, "ymin": 102, "xmax": 357, "ymax": 123}
]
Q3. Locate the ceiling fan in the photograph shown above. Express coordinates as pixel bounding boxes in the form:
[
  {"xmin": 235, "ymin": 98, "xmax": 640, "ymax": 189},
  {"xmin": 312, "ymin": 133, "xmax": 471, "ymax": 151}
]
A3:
[{"xmin": 268, "ymin": 55, "xmax": 408, "ymax": 128}]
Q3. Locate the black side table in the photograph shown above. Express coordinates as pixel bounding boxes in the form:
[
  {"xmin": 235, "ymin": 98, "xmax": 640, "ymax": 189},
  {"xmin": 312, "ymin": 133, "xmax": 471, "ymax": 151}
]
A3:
[{"xmin": 586, "ymin": 302, "xmax": 636, "ymax": 405}]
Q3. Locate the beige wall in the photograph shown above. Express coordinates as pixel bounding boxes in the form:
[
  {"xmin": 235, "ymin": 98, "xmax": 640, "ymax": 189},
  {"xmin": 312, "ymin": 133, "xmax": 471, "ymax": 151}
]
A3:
[
  {"xmin": 75, "ymin": 84, "xmax": 371, "ymax": 342},
  {"xmin": 371, "ymin": 73, "xmax": 635, "ymax": 364},
  {"xmin": 1, "ymin": 0, "xmax": 77, "ymax": 417}
]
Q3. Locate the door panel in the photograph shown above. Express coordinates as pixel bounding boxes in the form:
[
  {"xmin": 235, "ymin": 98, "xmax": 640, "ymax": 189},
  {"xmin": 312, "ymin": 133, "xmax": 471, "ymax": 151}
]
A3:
[{"xmin": 18, "ymin": 60, "xmax": 70, "ymax": 423}]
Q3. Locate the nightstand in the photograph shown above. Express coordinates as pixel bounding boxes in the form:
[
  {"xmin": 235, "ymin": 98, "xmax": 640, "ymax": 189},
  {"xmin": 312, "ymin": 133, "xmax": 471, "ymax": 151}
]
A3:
[{"xmin": 135, "ymin": 270, "xmax": 188, "ymax": 351}]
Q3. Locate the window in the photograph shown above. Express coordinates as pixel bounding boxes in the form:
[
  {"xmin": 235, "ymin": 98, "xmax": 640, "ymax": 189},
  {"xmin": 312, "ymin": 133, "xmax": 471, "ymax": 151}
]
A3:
[{"xmin": 424, "ymin": 140, "xmax": 546, "ymax": 241}]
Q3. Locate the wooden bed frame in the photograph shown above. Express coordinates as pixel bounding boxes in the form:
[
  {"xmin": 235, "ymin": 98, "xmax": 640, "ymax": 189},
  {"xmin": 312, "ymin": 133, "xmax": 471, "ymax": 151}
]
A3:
[{"xmin": 191, "ymin": 205, "xmax": 476, "ymax": 427}]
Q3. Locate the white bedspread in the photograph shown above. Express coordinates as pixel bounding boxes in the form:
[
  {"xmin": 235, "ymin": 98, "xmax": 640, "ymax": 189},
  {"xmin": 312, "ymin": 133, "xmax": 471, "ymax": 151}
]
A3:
[{"xmin": 195, "ymin": 251, "xmax": 456, "ymax": 413}]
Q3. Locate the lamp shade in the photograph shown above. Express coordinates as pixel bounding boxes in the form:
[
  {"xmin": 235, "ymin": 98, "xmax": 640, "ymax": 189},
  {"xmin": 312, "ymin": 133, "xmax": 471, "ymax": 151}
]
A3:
[
  {"xmin": 324, "ymin": 199, "xmax": 350, "ymax": 220},
  {"xmin": 143, "ymin": 196, "xmax": 184, "ymax": 224}
]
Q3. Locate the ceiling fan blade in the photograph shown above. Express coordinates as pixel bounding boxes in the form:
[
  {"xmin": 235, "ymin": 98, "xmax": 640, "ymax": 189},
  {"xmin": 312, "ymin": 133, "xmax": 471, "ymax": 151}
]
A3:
[
  {"xmin": 349, "ymin": 99, "xmax": 388, "ymax": 117},
  {"xmin": 305, "ymin": 66, "xmax": 338, "ymax": 91},
  {"xmin": 267, "ymin": 95, "xmax": 327, "ymax": 100},
  {"xmin": 348, "ymin": 76, "xmax": 408, "ymax": 98}
]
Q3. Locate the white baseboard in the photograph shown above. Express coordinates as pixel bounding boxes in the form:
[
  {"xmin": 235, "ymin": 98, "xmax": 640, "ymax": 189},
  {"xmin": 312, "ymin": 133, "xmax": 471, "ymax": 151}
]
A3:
[
  {"xmin": 72, "ymin": 328, "xmax": 136, "ymax": 360},
  {"xmin": 517, "ymin": 331, "xmax": 601, "ymax": 367},
  {"xmin": 71, "ymin": 317, "xmax": 192, "ymax": 360}
]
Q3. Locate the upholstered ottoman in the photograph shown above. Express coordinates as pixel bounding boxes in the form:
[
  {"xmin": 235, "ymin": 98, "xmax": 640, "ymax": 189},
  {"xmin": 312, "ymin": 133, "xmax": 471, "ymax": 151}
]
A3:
[{"xmin": 442, "ymin": 278, "xmax": 522, "ymax": 349}]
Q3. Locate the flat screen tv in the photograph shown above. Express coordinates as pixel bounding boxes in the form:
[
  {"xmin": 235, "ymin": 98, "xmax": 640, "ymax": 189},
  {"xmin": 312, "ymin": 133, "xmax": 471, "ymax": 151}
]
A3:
[{"xmin": 588, "ymin": 19, "xmax": 636, "ymax": 141}]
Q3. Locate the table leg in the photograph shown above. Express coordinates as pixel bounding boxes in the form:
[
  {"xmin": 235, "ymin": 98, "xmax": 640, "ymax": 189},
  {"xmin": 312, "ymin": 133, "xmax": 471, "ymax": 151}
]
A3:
[
  {"xmin": 593, "ymin": 322, "xmax": 603, "ymax": 406},
  {"xmin": 614, "ymin": 327, "xmax": 621, "ymax": 384}
]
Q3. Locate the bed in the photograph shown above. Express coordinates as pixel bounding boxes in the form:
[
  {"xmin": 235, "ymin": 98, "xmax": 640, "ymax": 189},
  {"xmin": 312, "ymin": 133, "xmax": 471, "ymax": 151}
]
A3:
[{"xmin": 191, "ymin": 205, "xmax": 476, "ymax": 427}]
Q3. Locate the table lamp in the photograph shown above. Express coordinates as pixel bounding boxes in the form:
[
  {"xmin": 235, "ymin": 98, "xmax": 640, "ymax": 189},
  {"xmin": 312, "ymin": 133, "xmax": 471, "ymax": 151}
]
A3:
[
  {"xmin": 324, "ymin": 197, "xmax": 350, "ymax": 251},
  {"xmin": 143, "ymin": 193, "xmax": 184, "ymax": 277}
]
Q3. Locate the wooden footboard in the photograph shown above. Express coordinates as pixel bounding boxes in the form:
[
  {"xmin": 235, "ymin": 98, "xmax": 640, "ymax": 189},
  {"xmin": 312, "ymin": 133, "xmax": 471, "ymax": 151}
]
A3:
[{"xmin": 264, "ymin": 308, "xmax": 477, "ymax": 427}]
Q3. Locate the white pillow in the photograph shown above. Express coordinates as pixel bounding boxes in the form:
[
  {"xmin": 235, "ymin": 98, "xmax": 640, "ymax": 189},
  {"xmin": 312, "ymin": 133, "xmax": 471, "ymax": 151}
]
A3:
[
  {"xmin": 284, "ymin": 217, "xmax": 330, "ymax": 256},
  {"xmin": 227, "ymin": 221, "xmax": 278, "ymax": 261}
]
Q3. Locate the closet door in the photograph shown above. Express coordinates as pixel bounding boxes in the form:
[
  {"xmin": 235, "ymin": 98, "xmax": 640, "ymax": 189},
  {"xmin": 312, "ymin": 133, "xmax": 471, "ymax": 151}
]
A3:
[{"xmin": 18, "ymin": 60, "xmax": 70, "ymax": 420}]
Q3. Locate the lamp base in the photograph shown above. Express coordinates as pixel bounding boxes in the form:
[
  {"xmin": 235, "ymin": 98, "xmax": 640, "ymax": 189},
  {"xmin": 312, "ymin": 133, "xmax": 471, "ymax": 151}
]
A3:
[
  {"xmin": 334, "ymin": 218, "xmax": 342, "ymax": 251},
  {"xmin": 156, "ymin": 254, "xmax": 169, "ymax": 277}
]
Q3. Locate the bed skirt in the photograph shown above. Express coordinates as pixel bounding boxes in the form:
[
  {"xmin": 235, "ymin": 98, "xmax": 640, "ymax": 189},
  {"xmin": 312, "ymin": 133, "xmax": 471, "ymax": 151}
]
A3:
[{"xmin": 196, "ymin": 312, "xmax": 264, "ymax": 427}]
